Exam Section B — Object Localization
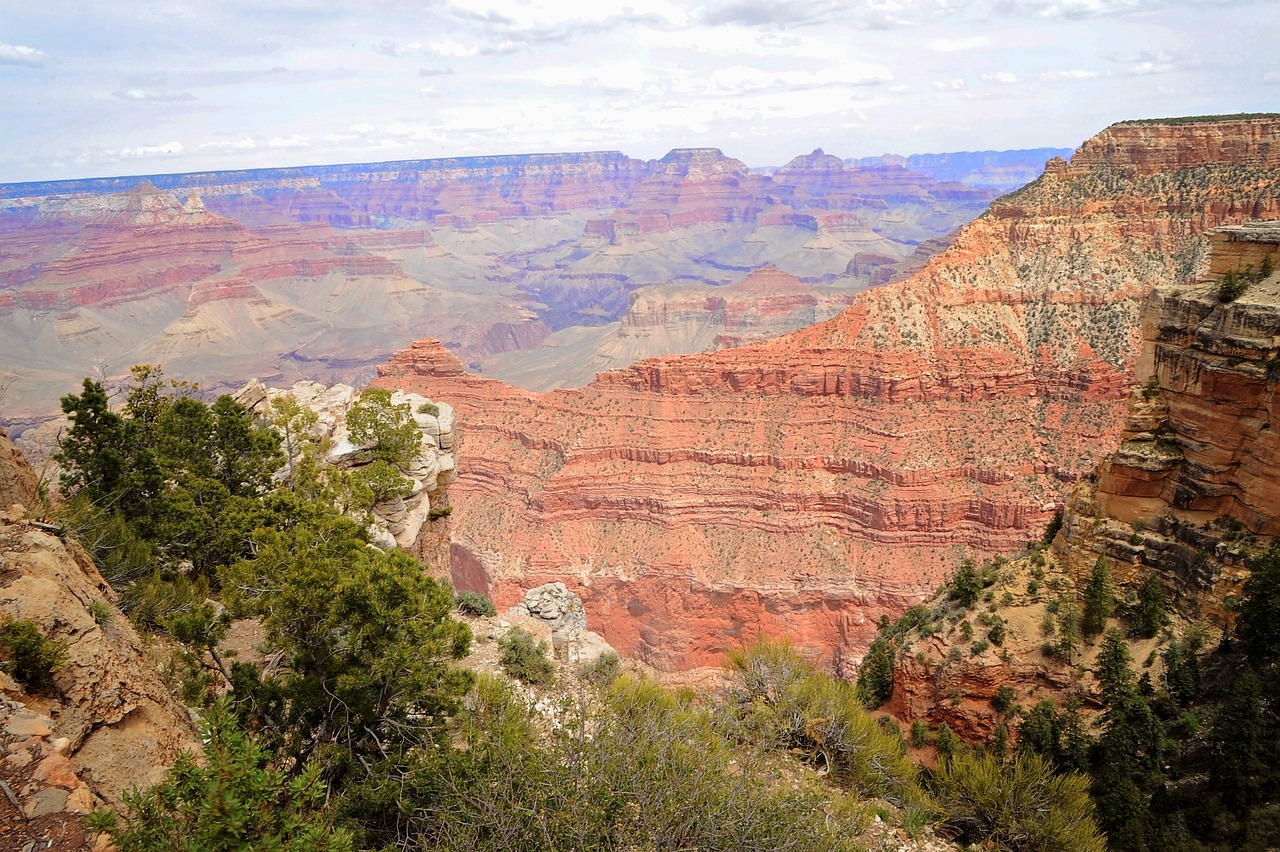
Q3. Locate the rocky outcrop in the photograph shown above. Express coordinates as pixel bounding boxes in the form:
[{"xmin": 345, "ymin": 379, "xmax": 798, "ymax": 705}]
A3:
[
  {"xmin": 0, "ymin": 426, "xmax": 38, "ymax": 510},
  {"xmin": 235, "ymin": 379, "xmax": 457, "ymax": 571},
  {"xmin": 375, "ymin": 117, "xmax": 1280, "ymax": 674},
  {"xmin": 1057, "ymin": 223, "xmax": 1280, "ymax": 624},
  {"xmin": 0, "ymin": 445, "xmax": 199, "ymax": 808},
  {"xmin": 507, "ymin": 582, "xmax": 615, "ymax": 664}
]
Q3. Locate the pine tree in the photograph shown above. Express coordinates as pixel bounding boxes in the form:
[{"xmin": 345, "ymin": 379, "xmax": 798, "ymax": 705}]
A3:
[
  {"xmin": 1132, "ymin": 575, "xmax": 1167, "ymax": 638},
  {"xmin": 1095, "ymin": 628, "xmax": 1134, "ymax": 708},
  {"xmin": 1081, "ymin": 556, "xmax": 1114, "ymax": 637}
]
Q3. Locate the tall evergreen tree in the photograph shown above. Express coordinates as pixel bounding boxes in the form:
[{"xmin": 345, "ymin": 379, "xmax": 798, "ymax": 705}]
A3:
[{"xmin": 1081, "ymin": 556, "xmax": 1114, "ymax": 636}]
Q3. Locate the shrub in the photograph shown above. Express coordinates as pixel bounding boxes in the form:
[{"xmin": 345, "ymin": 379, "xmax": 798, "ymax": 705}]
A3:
[
  {"xmin": 428, "ymin": 505, "xmax": 453, "ymax": 520},
  {"xmin": 94, "ymin": 698, "xmax": 353, "ymax": 851},
  {"xmin": 911, "ymin": 718, "xmax": 930, "ymax": 749},
  {"xmin": 498, "ymin": 626, "xmax": 555, "ymax": 685},
  {"xmin": 0, "ymin": 617, "xmax": 68, "ymax": 693},
  {"xmin": 456, "ymin": 591, "xmax": 497, "ymax": 618},
  {"xmin": 724, "ymin": 638, "xmax": 918, "ymax": 801},
  {"xmin": 1218, "ymin": 270, "xmax": 1249, "ymax": 303},
  {"xmin": 950, "ymin": 559, "xmax": 982, "ymax": 607},
  {"xmin": 87, "ymin": 599, "xmax": 115, "ymax": 627},
  {"xmin": 931, "ymin": 752, "xmax": 1106, "ymax": 852},
  {"xmin": 855, "ymin": 636, "xmax": 894, "ymax": 709},
  {"xmin": 993, "ymin": 685, "xmax": 1016, "ymax": 715},
  {"xmin": 581, "ymin": 651, "xmax": 621, "ymax": 685},
  {"xmin": 417, "ymin": 402, "xmax": 440, "ymax": 417}
]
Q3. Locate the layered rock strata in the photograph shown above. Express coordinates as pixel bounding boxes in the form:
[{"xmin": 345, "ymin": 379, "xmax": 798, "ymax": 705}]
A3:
[
  {"xmin": 375, "ymin": 117, "xmax": 1280, "ymax": 675},
  {"xmin": 1, "ymin": 148, "xmax": 995, "ymax": 424},
  {"xmin": 1058, "ymin": 222, "xmax": 1280, "ymax": 624}
]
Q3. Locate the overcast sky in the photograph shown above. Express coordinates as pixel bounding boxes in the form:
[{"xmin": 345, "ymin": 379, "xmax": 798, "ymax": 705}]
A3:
[{"xmin": 2, "ymin": 0, "xmax": 1278, "ymax": 183}]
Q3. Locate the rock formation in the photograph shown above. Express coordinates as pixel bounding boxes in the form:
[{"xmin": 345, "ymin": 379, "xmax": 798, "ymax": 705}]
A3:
[
  {"xmin": 1057, "ymin": 222, "xmax": 1280, "ymax": 625},
  {"xmin": 884, "ymin": 218, "xmax": 1280, "ymax": 742},
  {"xmin": 508, "ymin": 582, "xmax": 615, "ymax": 665},
  {"xmin": 373, "ymin": 116, "xmax": 1280, "ymax": 675},
  {"xmin": 234, "ymin": 379, "xmax": 458, "ymax": 571},
  {"xmin": 0, "ymin": 430, "xmax": 200, "ymax": 812}
]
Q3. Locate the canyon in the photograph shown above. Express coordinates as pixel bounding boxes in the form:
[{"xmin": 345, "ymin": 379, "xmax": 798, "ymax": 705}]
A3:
[
  {"xmin": 0, "ymin": 147, "xmax": 1002, "ymax": 429},
  {"xmin": 373, "ymin": 116, "xmax": 1280, "ymax": 674}
]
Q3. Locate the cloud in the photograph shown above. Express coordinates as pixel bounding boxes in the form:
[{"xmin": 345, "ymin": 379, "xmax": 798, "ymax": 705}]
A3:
[
  {"xmin": 419, "ymin": 67, "xmax": 455, "ymax": 77},
  {"xmin": 121, "ymin": 141, "xmax": 184, "ymax": 158},
  {"xmin": 113, "ymin": 88, "xmax": 197, "ymax": 102},
  {"xmin": 428, "ymin": 38, "xmax": 479, "ymax": 57},
  {"xmin": 199, "ymin": 138, "xmax": 257, "ymax": 150},
  {"xmin": 983, "ymin": 71, "xmax": 1020, "ymax": 84},
  {"xmin": 933, "ymin": 78, "xmax": 966, "ymax": 90},
  {"xmin": 991, "ymin": 0, "xmax": 1145, "ymax": 19},
  {"xmin": 1037, "ymin": 69, "xmax": 1101, "ymax": 80},
  {"xmin": 268, "ymin": 135, "xmax": 310, "ymax": 148},
  {"xmin": 0, "ymin": 42, "xmax": 47, "ymax": 66},
  {"xmin": 929, "ymin": 36, "xmax": 988, "ymax": 51}
]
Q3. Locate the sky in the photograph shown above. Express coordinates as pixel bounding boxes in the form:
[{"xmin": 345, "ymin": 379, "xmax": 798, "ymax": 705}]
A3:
[{"xmin": 2, "ymin": 0, "xmax": 1278, "ymax": 183}]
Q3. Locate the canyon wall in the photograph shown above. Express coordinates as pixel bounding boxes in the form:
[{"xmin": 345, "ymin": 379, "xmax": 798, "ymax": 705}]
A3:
[
  {"xmin": 1058, "ymin": 223, "xmax": 1280, "ymax": 623},
  {"xmin": 374, "ymin": 116, "xmax": 1280, "ymax": 675},
  {"xmin": 883, "ymin": 219, "xmax": 1280, "ymax": 742}
]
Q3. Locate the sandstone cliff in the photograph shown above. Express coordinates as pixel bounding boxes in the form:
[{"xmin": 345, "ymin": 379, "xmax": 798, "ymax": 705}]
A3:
[
  {"xmin": 374, "ymin": 116, "xmax": 1280, "ymax": 675},
  {"xmin": 883, "ymin": 219, "xmax": 1280, "ymax": 742},
  {"xmin": 1058, "ymin": 222, "xmax": 1280, "ymax": 624},
  {"xmin": 0, "ymin": 429, "xmax": 199, "ymax": 818}
]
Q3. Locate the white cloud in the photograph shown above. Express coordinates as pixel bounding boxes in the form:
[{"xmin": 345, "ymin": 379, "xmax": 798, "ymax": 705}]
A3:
[
  {"xmin": 928, "ymin": 36, "xmax": 986, "ymax": 52},
  {"xmin": 0, "ymin": 42, "xmax": 47, "ymax": 66},
  {"xmin": 1038, "ymin": 69, "xmax": 1101, "ymax": 80},
  {"xmin": 122, "ymin": 141, "xmax": 184, "ymax": 158},
  {"xmin": 114, "ymin": 88, "xmax": 196, "ymax": 102},
  {"xmin": 933, "ymin": 78, "xmax": 965, "ymax": 90},
  {"xmin": 983, "ymin": 71, "xmax": 1020, "ymax": 84},
  {"xmin": 200, "ymin": 138, "xmax": 257, "ymax": 150},
  {"xmin": 268, "ymin": 135, "xmax": 310, "ymax": 148},
  {"xmin": 428, "ymin": 39, "xmax": 479, "ymax": 57}
]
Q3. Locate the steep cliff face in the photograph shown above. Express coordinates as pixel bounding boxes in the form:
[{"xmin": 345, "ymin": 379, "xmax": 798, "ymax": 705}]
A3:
[
  {"xmin": 1059, "ymin": 223, "xmax": 1280, "ymax": 623},
  {"xmin": 375, "ymin": 117, "xmax": 1280, "ymax": 674},
  {"xmin": 883, "ymin": 219, "xmax": 1280, "ymax": 741}
]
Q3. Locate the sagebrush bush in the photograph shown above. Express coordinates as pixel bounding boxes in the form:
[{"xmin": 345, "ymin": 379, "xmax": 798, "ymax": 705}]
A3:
[
  {"xmin": 722, "ymin": 637, "xmax": 920, "ymax": 803},
  {"xmin": 0, "ymin": 616, "xmax": 68, "ymax": 693},
  {"xmin": 498, "ymin": 626, "xmax": 555, "ymax": 685},
  {"xmin": 931, "ymin": 751, "xmax": 1105, "ymax": 852},
  {"xmin": 456, "ymin": 591, "xmax": 496, "ymax": 618}
]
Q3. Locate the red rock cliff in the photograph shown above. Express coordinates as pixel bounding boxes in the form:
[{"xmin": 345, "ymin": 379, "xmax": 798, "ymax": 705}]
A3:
[{"xmin": 375, "ymin": 117, "xmax": 1280, "ymax": 675}]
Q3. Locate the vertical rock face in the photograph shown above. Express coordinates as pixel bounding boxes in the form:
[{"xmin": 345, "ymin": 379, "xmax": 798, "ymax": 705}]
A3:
[
  {"xmin": 375, "ymin": 117, "xmax": 1280, "ymax": 674},
  {"xmin": 1059, "ymin": 223, "xmax": 1280, "ymax": 622}
]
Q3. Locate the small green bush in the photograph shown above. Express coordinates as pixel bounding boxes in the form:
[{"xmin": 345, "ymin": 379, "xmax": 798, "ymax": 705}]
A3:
[
  {"xmin": 0, "ymin": 616, "xmax": 68, "ymax": 693},
  {"xmin": 428, "ymin": 505, "xmax": 453, "ymax": 520},
  {"xmin": 417, "ymin": 402, "xmax": 440, "ymax": 417},
  {"xmin": 581, "ymin": 651, "xmax": 621, "ymax": 685},
  {"xmin": 931, "ymin": 752, "xmax": 1106, "ymax": 852},
  {"xmin": 911, "ymin": 718, "xmax": 930, "ymax": 749},
  {"xmin": 456, "ymin": 591, "xmax": 497, "ymax": 618},
  {"xmin": 498, "ymin": 626, "xmax": 555, "ymax": 685},
  {"xmin": 87, "ymin": 599, "xmax": 115, "ymax": 626}
]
